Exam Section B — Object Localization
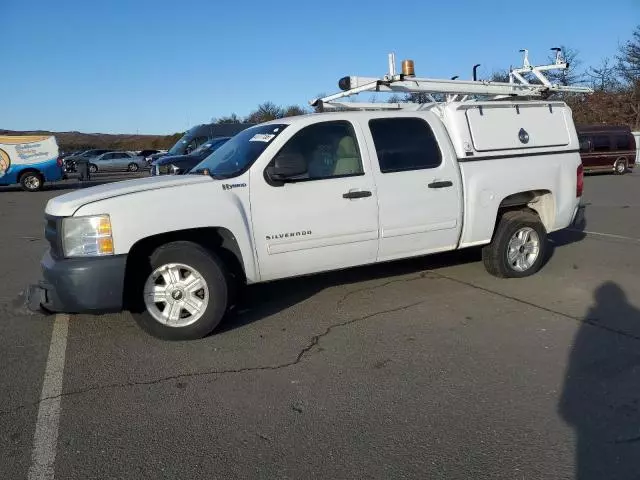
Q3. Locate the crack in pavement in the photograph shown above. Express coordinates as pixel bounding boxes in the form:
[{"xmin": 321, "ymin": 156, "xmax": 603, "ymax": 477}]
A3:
[
  {"xmin": 0, "ymin": 300, "xmax": 425, "ymax": 418},
  {"xmin": 432, "ymin": 271, "xmax": 640, "ymax": 343},
  {"xmin": 5, "ymin": 266, "xmax": 640, "ymax": 418},
  {"xmin": 335, "ymin": 271, "xmax": 439, "ymax": 310}
]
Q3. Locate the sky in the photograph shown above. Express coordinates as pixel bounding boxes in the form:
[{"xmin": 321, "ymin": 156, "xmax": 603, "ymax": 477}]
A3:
[{"xmin": 1, "ymin": 0, "xmax": 639, "ymax": 135}]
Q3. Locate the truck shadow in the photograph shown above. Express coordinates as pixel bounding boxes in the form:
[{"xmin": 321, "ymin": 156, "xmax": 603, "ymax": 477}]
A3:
[
  {"xmin": 222, "ymin": 213, "xmax": 589, "ymax": 334},
  {"xmin": 559, "ymin": 282, "xmax": 640, "ymax": 479},
  {"xmin": 546, "ymin": 209, "xmax": 587, "ymax": 265},
  {"xmin": 220, "ymin": 247, "xmax": 481, "ymax": 333}
]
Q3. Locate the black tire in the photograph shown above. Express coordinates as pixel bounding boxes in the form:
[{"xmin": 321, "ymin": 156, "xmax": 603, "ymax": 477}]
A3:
[
  {"xmin": 131, "ymin": 241, "xmax": 228, "ymax": 340},
  {"xmin": 89, "ymin": 164, "xmax": 98, "ymax": 173},
  {"xmin": 19, "ymin": 171, "xmax": 43, "ymax": 192},
  {"xmin": 614, "ymin": 158, "xmax": 627, "ymax": 175},
  {"xmin": 127, "ymin": 163, "xmax": 139, "ymax": 172},
  {"xmin": 482, "ymin": 210, "xmax": 547, "ymax": 278}
]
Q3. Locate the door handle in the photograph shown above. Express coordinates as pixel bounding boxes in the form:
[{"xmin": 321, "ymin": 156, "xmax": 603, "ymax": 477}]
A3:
[
  {"xmin": 428, "ymin": 180, "xmax": 453, "ymax": 189},
  {"xmin": 343, "ymin": 190, "xmax": 372, "ymax": 199}
]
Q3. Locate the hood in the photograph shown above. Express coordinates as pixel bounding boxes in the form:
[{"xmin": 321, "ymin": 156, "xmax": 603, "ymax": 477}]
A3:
[
  {"xmin": 46, "ymin": 174, "xmax": 212, "ymax": 217},
  {"xmin": 153, "ymin": 153, "xmax": 194, "ymax": 165},
  {"xmin": 153, "ymin": 153, "xmax": 210, "ymax": 165}
]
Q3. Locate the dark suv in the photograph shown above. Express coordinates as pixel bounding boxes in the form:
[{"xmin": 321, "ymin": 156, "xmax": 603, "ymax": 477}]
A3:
[{"xmin": 577, "ymin": 125, "xmax": 636, "ymax": 175}]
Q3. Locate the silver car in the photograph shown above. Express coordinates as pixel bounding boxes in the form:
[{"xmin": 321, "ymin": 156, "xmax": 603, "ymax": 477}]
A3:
[{"xmin": 89, "ymin": 151, "xmax": 147, "ymax": 173}]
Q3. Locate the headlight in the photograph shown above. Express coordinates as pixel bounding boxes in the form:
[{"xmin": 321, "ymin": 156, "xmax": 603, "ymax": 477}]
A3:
[{"xmin": 62, "ymin": 215, "xmax": 114, "ymax": 257}]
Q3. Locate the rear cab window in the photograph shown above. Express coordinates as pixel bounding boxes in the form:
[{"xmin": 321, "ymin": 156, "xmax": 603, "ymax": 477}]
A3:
[{"xmin": 368, "ymin": 117, "xmax": 442, "ymax": 172}]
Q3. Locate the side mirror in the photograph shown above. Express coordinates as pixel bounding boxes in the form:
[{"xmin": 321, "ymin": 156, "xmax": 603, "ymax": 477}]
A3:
[{"xmin": 266, "ymin": 153, "xmax": 307, "ymax": 183}]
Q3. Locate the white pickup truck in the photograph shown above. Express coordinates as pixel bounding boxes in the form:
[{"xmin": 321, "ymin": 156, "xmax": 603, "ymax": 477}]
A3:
[{"xmin": 34, "ymin": 101, "xmax": 584, "ymax": 339}]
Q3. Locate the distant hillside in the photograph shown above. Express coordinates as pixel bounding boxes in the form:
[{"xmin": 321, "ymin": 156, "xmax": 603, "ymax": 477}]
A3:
[{"xmin": 0, "ymin": 129, "xmax": 183, "ymax": 153}]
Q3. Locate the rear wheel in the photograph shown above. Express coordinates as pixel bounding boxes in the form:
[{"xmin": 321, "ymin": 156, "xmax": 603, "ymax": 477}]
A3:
[
  {"xmin": 19, "ymin": 171, "xmax": 43, "ymax": 192},
  {"xmin": 614, "ymin": 158, "xmax": 627, "ymax": 175},
  {"xmin": 132, "ymin": 241, "xmax": 229, "ymax": 340},
  {"xmin": 482, "ymin": 210, "xmax": 547, "ymax": 278},
  {"xmin": 127, "ymin": 163, "xmax": 139, "ymax": 172}
]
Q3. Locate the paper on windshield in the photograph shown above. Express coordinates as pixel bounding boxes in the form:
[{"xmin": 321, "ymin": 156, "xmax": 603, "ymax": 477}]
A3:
[{"xmin": 249, "ymin": 134, "xmax": 275, "ymax": 142}]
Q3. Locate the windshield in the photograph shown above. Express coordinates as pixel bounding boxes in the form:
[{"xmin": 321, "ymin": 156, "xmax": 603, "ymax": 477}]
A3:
[
  {"xmin": 191, "ymin": 124, "xmax": 288, "ymax": 178},
  {"xmin": 167, "ymin": 127, "xmax": 200, "ymax": 155},
  {"xmin": 190, "ymin": 138, "xmax": 228, "ymax": 156}
]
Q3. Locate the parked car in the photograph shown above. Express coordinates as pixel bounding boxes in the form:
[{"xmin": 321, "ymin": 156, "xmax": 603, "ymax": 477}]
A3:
[
  {"xmin": 150, "ymin": 137, "xmax": 230, "ymax": 176},
  {"xmin": 147, "ymin": 123, "xmax": 254, "ymax": 165},
  {"xmin": 577, "ymin": 125, "xmax": 636, "ymax": 174},
  {"xmin": 137, "ymin": 149, "xmax": 162, "ymax": 163},
  {"xmin": 33, "ymin": 98, "xmax": 583, "ymax": 340},
  {"xmin": 88, "ymin": 151, "xmax": 147, "ymax": 173},
  {"xmin": 63, "ymin": 149, "xmax": 114, "ymax": 173}
]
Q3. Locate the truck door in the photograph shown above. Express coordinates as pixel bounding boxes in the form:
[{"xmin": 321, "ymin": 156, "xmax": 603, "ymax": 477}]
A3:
[
  {"xmin": 250, "ymin": 120, "xmax": 379, "ymax": 281},
  {"xmin": 364, "ymin": 116, "xmax": 463, "ymax": 262}
]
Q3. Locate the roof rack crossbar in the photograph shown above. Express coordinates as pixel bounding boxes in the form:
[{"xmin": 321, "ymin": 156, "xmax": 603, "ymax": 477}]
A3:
[{"xmin": 310, "ymin": 50, "xmax": 593, "ymax": 110}]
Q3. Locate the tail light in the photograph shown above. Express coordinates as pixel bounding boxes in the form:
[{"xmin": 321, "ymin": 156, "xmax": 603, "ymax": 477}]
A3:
[
  {"xmin": 576, "ymin": 164, "xmax": 584, "ymax": 197},
  {"xmin": 56, "ymin": 157, "xmax": 63, "ymax": 167}
]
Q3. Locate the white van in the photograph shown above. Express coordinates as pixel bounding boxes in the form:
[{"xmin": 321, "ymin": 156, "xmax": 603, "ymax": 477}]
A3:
[{"xmin": 0, "ymin": 135, "xmax": 61, "ymax": 191}]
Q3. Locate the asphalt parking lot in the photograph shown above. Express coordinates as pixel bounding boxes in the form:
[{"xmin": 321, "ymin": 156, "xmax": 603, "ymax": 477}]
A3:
[{"xmin": 1, "ymin": 170, "xmax": 640, "ymax": 479}]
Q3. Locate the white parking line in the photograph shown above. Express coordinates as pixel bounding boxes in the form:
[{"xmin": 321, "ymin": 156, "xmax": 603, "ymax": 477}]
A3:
[
  {"xmin": 27, "ymin": 314, "xmax": 69, "ymax": 480},
  {"xmin": 568, "ymin": 229, "xmax": 640, "ymax": 243}
]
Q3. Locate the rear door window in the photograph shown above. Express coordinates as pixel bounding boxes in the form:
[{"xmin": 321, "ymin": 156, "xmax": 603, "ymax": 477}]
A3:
[{"xmin": 368, "ymin": 118, "xmax": 442, "ymax": 173}]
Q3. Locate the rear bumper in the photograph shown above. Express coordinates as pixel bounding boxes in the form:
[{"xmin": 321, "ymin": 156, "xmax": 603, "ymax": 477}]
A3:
[
  {"xmin": 571, "ymin": 202, "xmax": 586, "ymax": 229},
  {"xmin": 31, "ymin": 251, "xmax": 127, "ymax": 314}
]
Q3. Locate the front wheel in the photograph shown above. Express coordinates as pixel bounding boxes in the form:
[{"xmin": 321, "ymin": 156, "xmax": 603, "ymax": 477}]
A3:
[
  {"xmin": 127, "ymin": 163, "xmax": 139, "ymax": 172},
  {"xmin": 132, "ymin": 241, "xmax": 229, "ymax": 340},
  {"xmin": 482, "ymin": 210, "xmax": 547, "ymax": 278},
  {"xmin": 19, "ymin": 171, "xmax": 43, "ymax": 192}
]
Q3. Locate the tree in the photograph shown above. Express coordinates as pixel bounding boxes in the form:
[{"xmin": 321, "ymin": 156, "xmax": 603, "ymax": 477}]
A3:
[
  {"xmin": 404, "ymin": 92, "xmax": 434, "ymax": 103},
  {"xmin": 488, "ymin": 70, "xmax": 510, "ymax": 83},
  {"xmin": 282, "ymin": 105, "xmax": 307, "ymax": 117},
  {"xmin": 547, "ymin": 45, "xmax": 584, "ymax": 87},
  {"xmin": 586, "ymin": 58, "xmax": 619, "ymax": 92},
  {"xmin": 616, "ymin": 25, "xmax": 640, "ymax": 129},
  {"xmin": 245, "ymin": 102, "xmax": 285, "ymax": 123},
  {"xmin": 214, "ymin": 113, "xmax": 242, "ymax": 124},
  {"xmin": 546, "ymin": 46, "xmax": 585, "ymax": 87}
]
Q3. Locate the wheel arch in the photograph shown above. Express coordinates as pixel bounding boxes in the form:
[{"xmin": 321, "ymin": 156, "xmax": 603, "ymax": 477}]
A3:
[
  {"xmin": 17, "ymin": 167, "xmax": 43, "ymax": 181},
  {"xmin": 490, "ymin": 190, "xmax": 555, "ymax": 240},
  {"xmin": 123, "ymin": 227, "xmax": 246, "ymax": 309}
]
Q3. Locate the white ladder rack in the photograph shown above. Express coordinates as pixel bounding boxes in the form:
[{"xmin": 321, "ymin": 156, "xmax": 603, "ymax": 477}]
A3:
[{"xmin": 310, "ymin": 50, "xmax": 593, "ymax": 111}]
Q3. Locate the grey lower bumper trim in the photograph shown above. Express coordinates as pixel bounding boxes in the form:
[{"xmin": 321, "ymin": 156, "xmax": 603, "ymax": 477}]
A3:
[{"xmin": 38, "ymin": 251, "xmax": 127, "ymax": 313}]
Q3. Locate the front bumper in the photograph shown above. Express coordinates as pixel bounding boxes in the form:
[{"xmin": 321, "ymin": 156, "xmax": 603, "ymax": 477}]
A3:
[{"xmin": 31, "ymin": 250, "xmax": 127, "ymax": 314}]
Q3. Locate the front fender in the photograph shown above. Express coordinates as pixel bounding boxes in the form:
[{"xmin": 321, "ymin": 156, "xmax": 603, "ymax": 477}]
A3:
[{"xmin": 73, "ymin": 181, "xmax": 259, "ymax": 282}]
